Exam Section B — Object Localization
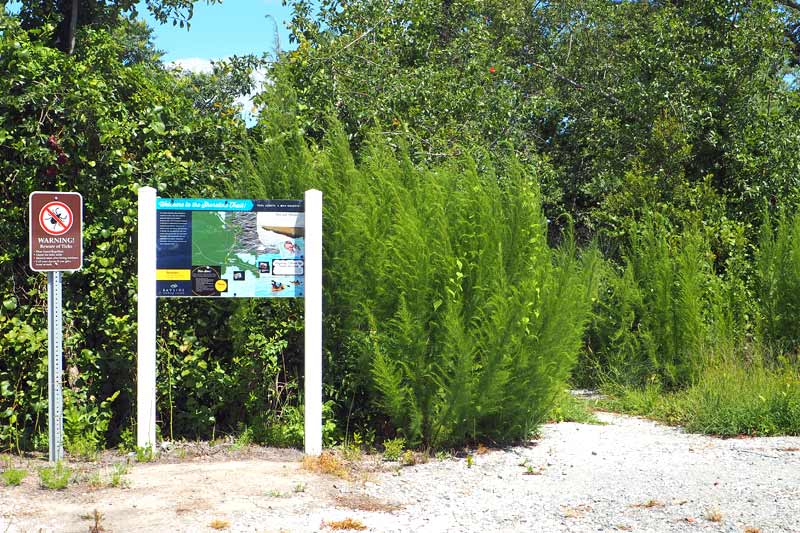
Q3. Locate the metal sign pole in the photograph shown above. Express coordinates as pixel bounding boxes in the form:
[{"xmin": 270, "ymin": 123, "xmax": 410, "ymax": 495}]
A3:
[{"xmin": 47, "ymin": 271, "xmax": 64, "ymax": 462}]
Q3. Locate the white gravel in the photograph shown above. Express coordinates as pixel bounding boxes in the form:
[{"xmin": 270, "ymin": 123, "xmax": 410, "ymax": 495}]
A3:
[
  {"xmin": 308, "ymin": 412, "xmax": 800, "ymax": 533},
  {"xmin": 3, "ymin": 411, "xmax": 799, "ymax": 532}
]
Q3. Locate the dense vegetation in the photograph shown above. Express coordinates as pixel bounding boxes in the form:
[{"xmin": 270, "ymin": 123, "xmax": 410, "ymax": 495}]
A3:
[{"xmin": 3, "ymin": 0, "xmax": 800, "ymax": 455}]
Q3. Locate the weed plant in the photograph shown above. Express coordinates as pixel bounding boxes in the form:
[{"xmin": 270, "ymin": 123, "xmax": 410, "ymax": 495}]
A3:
[
  {"xmin": 241, "ymin": 111, "xmax": 599, "ymax": 447},
  {"xmin": 38, "ymin": 461, "xmax": 71, "ymax": 489},
  {"xmin": 1, "ymin": 468, "xmax": 27, "ymax": 486},
  {"xmin": 382, "ymin": 437, "xmax": 405, "ymax": 461}
]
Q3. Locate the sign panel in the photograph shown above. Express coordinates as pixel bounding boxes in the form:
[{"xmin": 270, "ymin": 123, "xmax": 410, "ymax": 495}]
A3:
[
  {"xmin": 29, "ymin": 191, "xmax": 83, "ymax": 272},
  {"xmin": 156, "ymin": 198, "xmax": 305, "ymax": 297}
]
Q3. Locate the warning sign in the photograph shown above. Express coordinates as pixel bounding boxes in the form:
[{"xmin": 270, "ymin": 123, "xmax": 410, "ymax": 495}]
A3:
[{"xmin": 29, "ymin": 192, "xmax": 83, "ymax": 272}]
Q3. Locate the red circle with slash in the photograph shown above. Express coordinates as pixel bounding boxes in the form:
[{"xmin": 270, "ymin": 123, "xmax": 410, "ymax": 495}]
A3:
[{"xmin": 39, "ymin": 201, "xmax": 74, "ymax": 236}]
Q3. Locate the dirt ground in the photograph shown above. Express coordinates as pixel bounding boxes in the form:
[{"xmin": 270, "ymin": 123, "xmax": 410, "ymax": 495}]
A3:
[{"xmin": 0, "ymin": 443, "xmax": 384, "ymax": 533}]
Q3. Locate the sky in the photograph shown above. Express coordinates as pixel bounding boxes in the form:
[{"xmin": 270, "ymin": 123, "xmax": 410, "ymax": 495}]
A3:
[
  {"xmin": 138, "ymin": 1, "xmax": 301, "ymax": 124},
  {"xmin": 139, "ymin": 0, "xmax": 297, "ymax": 63}
]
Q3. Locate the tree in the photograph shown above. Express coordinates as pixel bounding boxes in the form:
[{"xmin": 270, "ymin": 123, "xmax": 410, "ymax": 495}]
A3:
[
  {"xmin": 14, "ymin": 0, "xmax": 220, "ymax": 54},
  {"xmin": 276, "ymin": 0, "xmax": 800, "ymax": 238}
]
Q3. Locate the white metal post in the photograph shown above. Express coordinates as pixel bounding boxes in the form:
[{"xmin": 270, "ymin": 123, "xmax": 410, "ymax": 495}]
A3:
[
  {"xmin": 47, "ymin": 270, "xmax": 64, "ymax": 463},
  {"xmin": 137, "ymin": 186, "xmax": 158, "ymax": 450},
  {"xmin": 304, "ymin": 189, "xmax": 323, "ymax": 455}
]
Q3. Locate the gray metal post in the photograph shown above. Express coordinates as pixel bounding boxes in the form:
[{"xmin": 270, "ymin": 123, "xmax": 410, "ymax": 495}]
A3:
[{"xmin": 47, "ymin": 271, "xmax": 64, "ymax": 462}]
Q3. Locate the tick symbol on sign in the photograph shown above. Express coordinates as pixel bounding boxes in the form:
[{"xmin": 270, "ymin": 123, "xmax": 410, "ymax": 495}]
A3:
[{"xmin": 47, "ymin": 207, "xmax": 69, "ymax": 231}]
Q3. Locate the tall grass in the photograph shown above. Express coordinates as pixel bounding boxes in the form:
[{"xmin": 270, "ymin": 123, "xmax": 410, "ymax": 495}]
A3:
[{"xmin": 682, "ymin": 357, "xmax": 800, "ymax": 436}]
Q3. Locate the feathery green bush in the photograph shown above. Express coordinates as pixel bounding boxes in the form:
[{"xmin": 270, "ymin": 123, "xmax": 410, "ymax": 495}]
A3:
[
  {"xmin": 313, "ymin": 130, "xmax": 598, "ymax": 446},
  {"xmin": 588, "ymin": 215, "xmax": 729, "ymax": 390}
]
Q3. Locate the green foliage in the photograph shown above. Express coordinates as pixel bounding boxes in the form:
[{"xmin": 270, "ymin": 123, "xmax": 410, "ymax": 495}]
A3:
[
  {"xmin": 587, "ymin": 215, "xmax": 737, "ymax": 390},
  {"xmin": 755, "ymin": 207, "xmax": 800, "ymax": 353},
  {"xmin": 64, "ymin": 390, "xmax": 119, "ymax": 459},
  {"xmin": 547, "ymin": 391, "xmax": 601, "ymax": 425},
  {"xmin": 0, "ymin": 10, "xmax": 250, "ymax": 451},
  {"xmin": 1, "ymin": 468, "xmax": 28, "ymax": 486},
  {"xmin": 681, "ymin": 358, "xmax": 800, "ymax": 436},
  {"xmin": 134, "ymin": 445, "xmax": 155, "ymax": 463},
  {"xmin": 38, "ymin": 461, "xmax": 71, "ymax": 489},
  {"xmin": 278, "ymin": 0, "xmax": 800, "ymax": 231},
  {"xmin": 108, "ymin": 462, "xmax": 128, "ymax": 487},
  {"xmin": 320, "ymin": 129, "xmax": 595, "ymax": 446},
  {"xmin": 381, "ymin": 437, "xmax": 405, "ymax": 462},
  {"xmin": 601, "ymin": 357, "xmax": 800, "ymax": 437}
]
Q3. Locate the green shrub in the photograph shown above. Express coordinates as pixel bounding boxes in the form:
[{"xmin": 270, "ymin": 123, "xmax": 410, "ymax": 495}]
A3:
[
  {"xmin": 382, "ymin": 437, "xmax": 405, "ymax": 461},
  {"xmin": 314, "ymin": 130, "xmax": 598, "ymax": 447},
  {"xmin": 1, "ymin": 468, "xmax": 28, "ymax": 486},
  {"xmin": 588, "ymin": 215, "xmax": 735, "ymax": 390},
  {"xmin": 38, "ymin": 462, "xmax": 71, "ymax": 490}
]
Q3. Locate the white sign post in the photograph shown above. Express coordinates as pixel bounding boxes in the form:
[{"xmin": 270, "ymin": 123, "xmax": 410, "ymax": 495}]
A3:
[
  {"xmin": 136, "ymin": 188, "xmax": 323, "ymax": 455},
  {"xmin": 303, "ymin": 189, "xmax": 323, "ymax": 456},
  {"xmin": 137, "ymin": 186, "xmax": 158, "ymax": 450}
]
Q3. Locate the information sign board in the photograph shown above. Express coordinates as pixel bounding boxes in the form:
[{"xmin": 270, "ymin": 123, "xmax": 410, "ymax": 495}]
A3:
[
  {"xmin": 155, "ymin": 198, "xmax": 304, "ymax": 297},
  {"xmin": 29, "ymin": 191, "xmax": 83, "ymax": 271}
]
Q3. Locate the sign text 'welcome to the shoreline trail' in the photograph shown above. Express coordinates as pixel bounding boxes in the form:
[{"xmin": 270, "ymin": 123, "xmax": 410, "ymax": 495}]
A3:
[{"xmin": 155, "ymin": 198, "xmax": 305, "ymax": 298}]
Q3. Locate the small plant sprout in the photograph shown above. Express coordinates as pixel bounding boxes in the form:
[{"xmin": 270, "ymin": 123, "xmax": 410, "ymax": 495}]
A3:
[
  {"xmin": 38, "ymin": 461, "xmax": 71, "ymax": 490},
  {"xmin": 109, "ymin": 462, "xmax": 129, "ymax": 487},
  {"xmin": 382, "ymin": 437, "xmax": 405, "ymax": 461},
  {"xmin": 1, "ymin": 468, "xmax": 28, "ymax": 486},
  {"xmin": 466, "ymin": 454, "xmax": 474, "ymax": 468},
  {"xmin": 88, "ymin": 509, "xmax": 105, "ymax": 533},
  {"xmin": 135, "ymin": 446, "xmax": 155, "ymax": 463},
  {"xmin": 293, "ymin": 483, "xmax": 306, "ymax": 493}
]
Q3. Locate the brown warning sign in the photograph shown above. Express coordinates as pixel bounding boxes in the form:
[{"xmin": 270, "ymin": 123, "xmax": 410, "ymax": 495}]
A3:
[{"xmin": 29, "ymin": 191, "xmax": 83, "ymax": 271}]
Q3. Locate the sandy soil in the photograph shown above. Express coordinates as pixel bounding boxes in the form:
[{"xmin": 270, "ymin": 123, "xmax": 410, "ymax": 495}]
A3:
[{"xmin": 2, "ymin": 413, "xmax": 800, "ymax": 533}]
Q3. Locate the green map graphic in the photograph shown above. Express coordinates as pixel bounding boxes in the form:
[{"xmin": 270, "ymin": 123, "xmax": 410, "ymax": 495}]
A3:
[{"xmin": 191, "ymin": 211, "xmax": 256, "ymax": 274}]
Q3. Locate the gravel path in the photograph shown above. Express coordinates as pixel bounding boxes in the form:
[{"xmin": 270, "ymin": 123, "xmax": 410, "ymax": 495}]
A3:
[
  {"xmin": 2, "ymin": 412, "xmax": 799, "ymax": 532},
  {"xmin": 356, "ymin": 412, "xmax": 800, "ymax": 532}
]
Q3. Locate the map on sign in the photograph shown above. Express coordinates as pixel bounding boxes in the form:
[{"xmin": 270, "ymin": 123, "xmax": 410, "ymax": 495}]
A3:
[{"xmin": 156, "ymin": 198, "xmax": 304, "ymax": 298}]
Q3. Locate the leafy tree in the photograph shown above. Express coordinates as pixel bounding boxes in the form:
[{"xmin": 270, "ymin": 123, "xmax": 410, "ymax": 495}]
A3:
[
  {"xmin": 0, "ymin": 10, "xmax": 246, "ymax": 450},
  {"xmin": 277, "ymin": 0, "xmax": 800, "ymax": 236},
  {"xmin": 14, "ymin": 0, "xmax": 220, "ymax": 54}
]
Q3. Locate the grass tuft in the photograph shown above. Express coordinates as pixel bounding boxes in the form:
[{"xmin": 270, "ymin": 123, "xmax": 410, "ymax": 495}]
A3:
[
  {"xmin": 1, "ymin": 468, "xmax": 28, "ymax": 486},
  {"xmin": 38, "ymin": 461, "xmax": 71, "ymax": 490},
  {"xmin": 209, "ymin": 518, "xmax": 230, "ymax": 530}
]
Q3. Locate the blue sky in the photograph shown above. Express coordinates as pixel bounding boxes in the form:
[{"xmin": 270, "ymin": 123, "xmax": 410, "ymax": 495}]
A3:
[{"xmin": 139, "ymin": 1, "xmax": 296, "ymax": 62}]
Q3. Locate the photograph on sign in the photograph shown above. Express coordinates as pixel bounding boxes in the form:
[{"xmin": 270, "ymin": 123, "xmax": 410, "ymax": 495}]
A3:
[
  {"xmin": 29, "ymin": 191, "xmax": 83, "ymax": 272},
  {"xmin": 155, "ymin": 198, "xmax": 305, "ymax": 297}
]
